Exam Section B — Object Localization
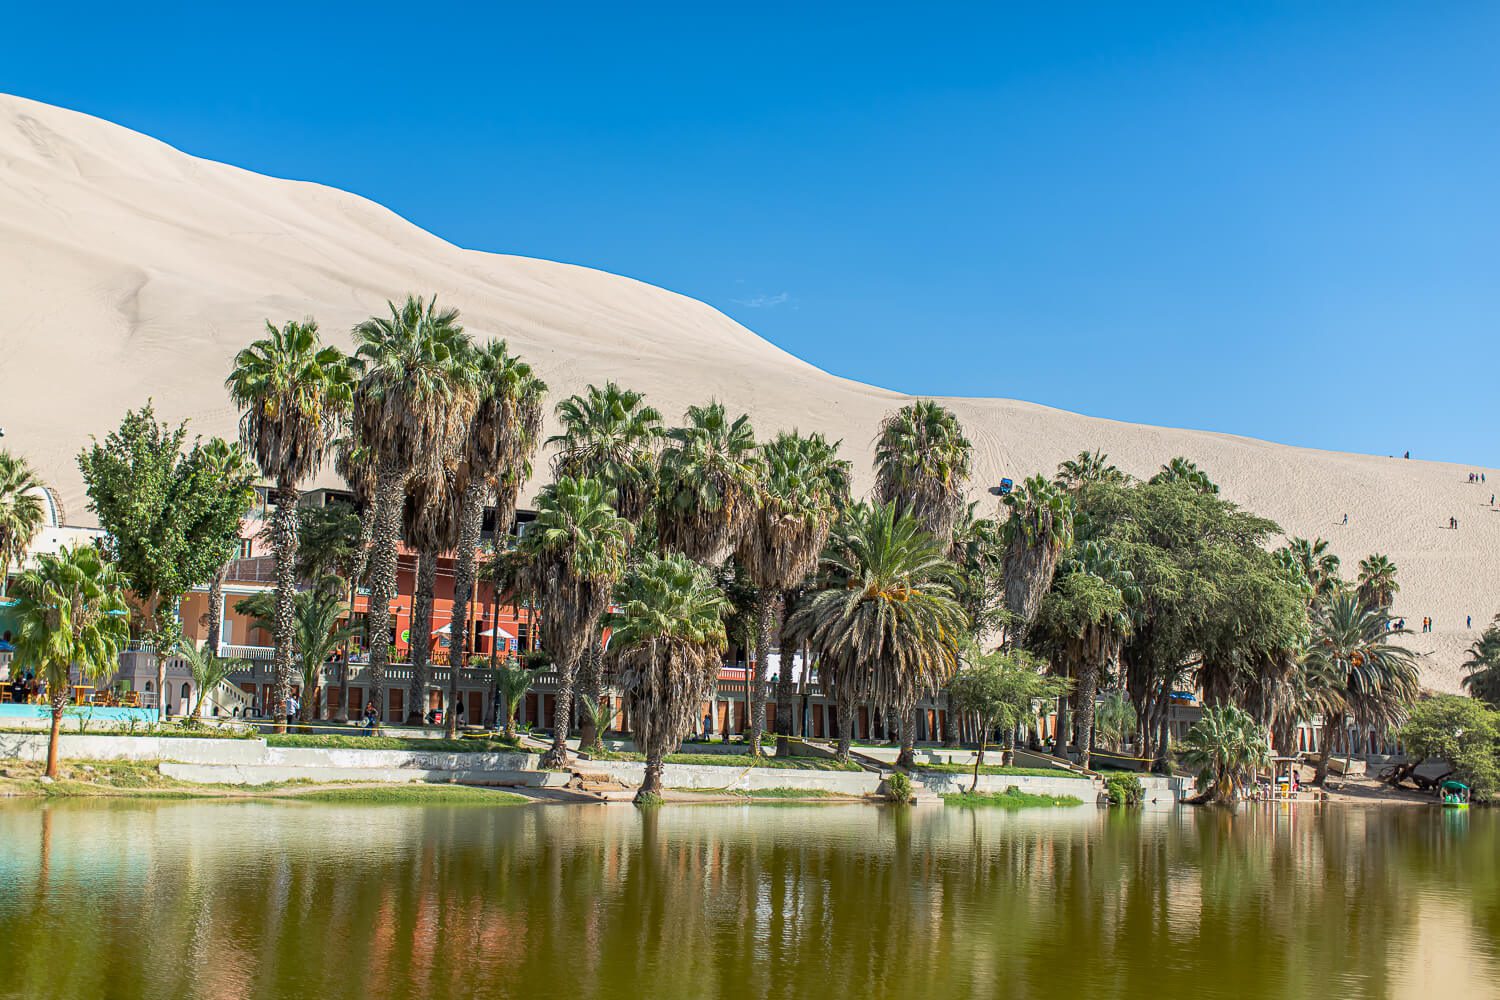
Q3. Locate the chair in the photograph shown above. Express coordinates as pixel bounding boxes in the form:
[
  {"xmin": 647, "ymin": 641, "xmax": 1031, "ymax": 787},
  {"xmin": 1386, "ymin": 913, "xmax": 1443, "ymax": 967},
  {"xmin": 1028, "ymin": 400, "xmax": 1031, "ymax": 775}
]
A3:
[{"xmin": 121, "ymin": 691, "xmax": 141, "ymax": 708}]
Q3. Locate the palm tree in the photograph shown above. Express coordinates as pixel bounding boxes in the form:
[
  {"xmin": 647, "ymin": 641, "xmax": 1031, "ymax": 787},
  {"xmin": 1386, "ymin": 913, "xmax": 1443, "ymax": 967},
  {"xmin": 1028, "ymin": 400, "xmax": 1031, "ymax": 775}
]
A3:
[
  {"xmin": 1094, "ymin": 690, "xmax": 1138, "ymax": 752},
  {"xmin": 1178, "ymin": 704, "xmax": 1270, "ymax": 804},
  {"xmin": 350, "ymin": 295, "xmax": 473, "ymax": 726},
  {"xmin": 1461, "ymin": 617, "xmax": 1500, "ymax": 708},
  {"xmin": 737, "ymin": 431, "xmax": 850, "ymax": 756},
  {"xmin": 1031, "ymin": 540, "xmax": 1137, "ymax": 768},
  {"xmin": 197, "ymin": 440, "xmax": 255, "ymax": 655},
  {"xmin": 1150, "ymin": 457, "xmax": 1219, "ymax": 494},
  {"xmin": 545, "ymin": 381, "xmax": 658, "ymax": 747},
  {"xmin": 1054, "ymin": 450, "xmax": 1124, "ymax": 492},
  {"xmin": 873, "ymin": 400, "xmax": 972, "ymax": 543},
  {"xmin": 492, "ymin": 660, "xmax": 532, "ymax": 740},
  {"xmin": 1356, "ymin": 554, "xmax": 1400, "ymax": 612},
  {"xmin": 549, "ymin": 382, "xmax": 664, "ymax": 524},
  {"xmin": 226, "ymin": 318, "xmax": 354, "ymax": 731},
  {"xmin": 1000, "ymin": 475, "xmax": 1074, "ymax": 645},
  {"xmin": 520, "ymin": 477, "xmax": 633, "ymax": 768},
  {"xmin": 655, "ymin": 401, "xmax": 761, "ymax": 565},
  {"xmin": 402, "ymin": 469, "xmax": 463, "ymax": 724},
  {"xmin": 172, "ymin": 639, "xmax": 248, "ymax": 719},
  {"xmin": 1286, "ymin": 537, "xmax": 1341, "ymax": 600},
  {"xmin": 606, "ymin": 552, "xmax": 730, "ymax": 802},
  {"xmin": 10, "ymin": 544, "xmax": 131, "ymax": 776},
  {"xmin": 791, "ymin": 502, "xmax": 966, "ymax": 765},
  {"xmin": 0, "ymin": 451, "xmax": 46, "ymax": 596},
  {"xmin": 238, "ymin": 579, "xmax": 353, "ymax": 721},
  {"xmin": 1305, "ymin": 590, "xmax": 1419, "ymax": 784},
  {"xmin": 444, "ymin": 341, "xmax": 546, "ymax": 737},
  {"xmin": 295, "ymin": 500, "xmax": 364, "ymax": 719}
]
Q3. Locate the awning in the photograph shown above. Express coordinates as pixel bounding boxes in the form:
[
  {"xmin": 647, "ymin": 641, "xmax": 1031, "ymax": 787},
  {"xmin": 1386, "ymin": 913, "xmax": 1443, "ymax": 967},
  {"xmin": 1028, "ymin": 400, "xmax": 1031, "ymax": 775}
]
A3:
[{"xmin": 432, "ymin": 621, "xmax": 517, "ymax": 639}]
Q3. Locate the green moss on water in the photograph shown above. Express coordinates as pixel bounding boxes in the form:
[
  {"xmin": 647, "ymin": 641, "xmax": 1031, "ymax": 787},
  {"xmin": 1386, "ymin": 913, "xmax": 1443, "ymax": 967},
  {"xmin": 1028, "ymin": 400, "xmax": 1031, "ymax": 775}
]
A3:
[{"xmin": 942, "ymin": 787, "xmax": 1084, "ymax": 809}]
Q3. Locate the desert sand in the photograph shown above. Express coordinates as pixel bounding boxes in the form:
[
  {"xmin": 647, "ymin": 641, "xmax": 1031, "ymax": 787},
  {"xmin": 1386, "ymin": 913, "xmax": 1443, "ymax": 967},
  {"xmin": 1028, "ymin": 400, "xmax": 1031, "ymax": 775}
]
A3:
[{"xmin": 0, "ymin": 93, "xmax": 1492, "ymax": 691}]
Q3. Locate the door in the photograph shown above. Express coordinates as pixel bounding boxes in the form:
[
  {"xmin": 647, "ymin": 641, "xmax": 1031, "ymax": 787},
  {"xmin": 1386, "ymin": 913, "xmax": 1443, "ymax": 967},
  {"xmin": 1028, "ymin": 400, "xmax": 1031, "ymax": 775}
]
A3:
[
  {"xmin": 467, "ymin": 691, "xmax": 482, "ymax": 726},
  {"xmin": 389, "ymin": 688, "xmax": 403, "ymax": 723}
]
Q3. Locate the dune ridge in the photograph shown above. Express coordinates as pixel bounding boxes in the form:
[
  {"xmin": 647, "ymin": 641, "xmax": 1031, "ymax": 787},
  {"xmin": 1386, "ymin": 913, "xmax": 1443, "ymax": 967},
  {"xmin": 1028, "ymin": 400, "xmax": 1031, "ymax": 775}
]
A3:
[{"xmin": 0, "ymin": 92, "xmax": 1491, "ymax": 691}]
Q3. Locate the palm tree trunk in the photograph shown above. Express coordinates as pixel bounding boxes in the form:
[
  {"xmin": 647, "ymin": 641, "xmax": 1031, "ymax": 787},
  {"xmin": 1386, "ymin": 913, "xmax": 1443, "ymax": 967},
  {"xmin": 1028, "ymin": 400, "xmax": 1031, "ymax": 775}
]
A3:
[
  {"xmin": 972, "ymin": 735, "xmax": 986, "ymax": 793},
  {"xmin": 1315, "ymin": 714, "xmax": 1341, "ymax": 785},
  {"xmin": 897, "ymin": 702, "xmax": 918, "ymax": 768},
  {"xmin": 270, "ymin": 482, "xmax": 300, "ymax": 735},
  {"xmin": 206, "ymin": 563, "xmax": 228, "ymax": 655},
  {"xmin": 445, "ymin": 480, "xmax": 486, "ymax": 737},
  {"xmin": 774, "ymin": 596, "xmax": 797, "ymax": 756},
  {"xmin": 1052, "ymin": 686, "xmax": 1071, "ymax": 760},
  {"xmin": 748, "ymin": 590, "xmax": 775, "ymax": 757},
  {"xmin": 364, "ymin": 462, "xmax": 409, "ymax": 730},
  {"xmin": 637, "ymin": 753, "xmax": 665, "ymax": 802},
  {"xmin": 45, "ymin": 690, "xmax": 65, "ymax": 778},
  {"xmin": 542, "ymin": 659, "xmax": 575, "ymax": 770},
  {"xmin": 576, "ymin": 641, "xmax": 605, "ymax": 752},
  {"xmin": 337, "ymin": 576, "xmax": 355, "ymax": 722},
  {"xmin": 1075, "ymin": 635, "xmax": 1101, "ymax": 771},
  {"xmin": 408, "ymin": 549, "xmax": 436, "ymax": 725}
]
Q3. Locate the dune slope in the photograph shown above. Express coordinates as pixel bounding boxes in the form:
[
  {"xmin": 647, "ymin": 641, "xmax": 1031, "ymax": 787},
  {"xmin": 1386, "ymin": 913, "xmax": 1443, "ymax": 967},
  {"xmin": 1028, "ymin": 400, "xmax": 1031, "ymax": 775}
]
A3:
[{"xmin": 0, "ymin": 93, "xmax": 1490, "ymax": 690}]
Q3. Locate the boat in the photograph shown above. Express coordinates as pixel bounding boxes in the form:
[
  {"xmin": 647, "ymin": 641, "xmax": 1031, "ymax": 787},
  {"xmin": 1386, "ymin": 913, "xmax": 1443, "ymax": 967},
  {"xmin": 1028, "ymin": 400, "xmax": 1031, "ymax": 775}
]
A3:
[{"xmin": 1441, "ymin": 779, "xmax": 1471, "ymax": 809}]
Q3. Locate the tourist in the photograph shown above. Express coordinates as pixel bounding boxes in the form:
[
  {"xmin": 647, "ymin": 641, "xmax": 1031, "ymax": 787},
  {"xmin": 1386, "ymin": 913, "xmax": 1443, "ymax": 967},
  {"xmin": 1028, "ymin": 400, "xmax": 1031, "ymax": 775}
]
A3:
[
  {"xmin": 1468, "ymin": 615, "xmax": 1473, "ymax": 629},
  {"xmin": 363, "ymin": 701, "xmax": 379, "ymax": 732},
  {"xmin": 1342, "ymin": 513, "xmax": 1348, "ymax": 525}
]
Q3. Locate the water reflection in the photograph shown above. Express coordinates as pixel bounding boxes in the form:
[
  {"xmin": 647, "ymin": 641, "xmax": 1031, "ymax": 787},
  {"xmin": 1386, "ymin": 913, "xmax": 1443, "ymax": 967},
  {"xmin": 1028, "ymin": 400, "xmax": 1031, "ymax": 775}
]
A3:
[{"xmin": 0, "ymin": 801, "xmax": 1494, "ymax": 1000}]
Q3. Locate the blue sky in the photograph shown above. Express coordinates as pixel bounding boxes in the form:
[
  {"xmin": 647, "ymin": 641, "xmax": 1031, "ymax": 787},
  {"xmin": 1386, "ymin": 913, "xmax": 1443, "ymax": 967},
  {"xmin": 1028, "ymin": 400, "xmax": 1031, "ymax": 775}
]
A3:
[{"xmin": 6, "ymin": 3, "xmax": 1498, "ymax": 464}]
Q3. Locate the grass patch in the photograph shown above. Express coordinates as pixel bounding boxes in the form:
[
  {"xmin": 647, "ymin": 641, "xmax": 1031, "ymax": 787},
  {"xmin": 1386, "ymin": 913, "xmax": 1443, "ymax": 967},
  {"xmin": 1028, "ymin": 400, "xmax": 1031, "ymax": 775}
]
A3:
[
  {"xmin": 265, "ymin": 734, "xmax": 522, "ymax": 753},
  {"xmin": 942, "ymin": 787, "xmax": 1084, "ymax": 809},
  {"xmin": 0, "ymin": 724, "xmax": 256, "ymax": 740},
  {"xmin": 593, "ymin": 750, "xmax": 861, "ymax": 772},
  {"xmin": 0, "ymin": 758, "xmax": 221, "ymax": 799},
  {"xmin": 286, "ymin": 784, "xmax": 528, "ymax": 805},
  {"xmin": 917, "ymin": 762, "xmax": 1084, "ymax": 778}
]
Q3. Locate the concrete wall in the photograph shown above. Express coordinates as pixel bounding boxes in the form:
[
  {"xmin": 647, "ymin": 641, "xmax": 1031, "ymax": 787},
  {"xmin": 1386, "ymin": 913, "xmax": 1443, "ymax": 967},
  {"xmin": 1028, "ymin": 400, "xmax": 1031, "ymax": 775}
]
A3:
[
  {"xmin": 913, "ymin": 770, "xmax": 1097, "ymax": 798},
  {"xmin": 580, "ymin": 759, "xmax": 885, "ymax": 795}
]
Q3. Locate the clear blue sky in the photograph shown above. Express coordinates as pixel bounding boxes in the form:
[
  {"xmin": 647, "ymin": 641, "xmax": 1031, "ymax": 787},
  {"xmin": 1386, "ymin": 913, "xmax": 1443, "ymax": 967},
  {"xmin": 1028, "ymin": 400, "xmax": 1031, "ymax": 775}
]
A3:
[{"xmin": 6, "ymin": 3, "xmax": 1498, "ymax": 464}]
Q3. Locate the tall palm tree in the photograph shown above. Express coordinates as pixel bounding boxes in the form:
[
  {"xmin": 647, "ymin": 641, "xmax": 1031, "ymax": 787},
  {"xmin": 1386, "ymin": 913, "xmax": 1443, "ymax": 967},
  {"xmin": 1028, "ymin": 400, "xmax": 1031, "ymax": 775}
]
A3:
[
  {"xmin": 655, "ymin": 401, "xmax": 760, "ymax": 565},
  {"xmin": 873, "ymin": 400, "xmax": 972, "ymax": 543},
  {"xmin": 521, "ymin": 477, "xmax": 633, "ymax": 768},
  {"xmin": 1178, "ymin": 704, "xmax": 1270, "ymax": 804},
  {"xmin": 549, "ymin": 382, "xmax": 664, "ymax": 524},
  {"xmin": 11, "ymin": 543, "xmax": 131, "ymax": 777},
  {"xmin": 737, "ymin": 431, "xmax": 849, "ymax": 756},
  {"xmin": 198, "ymin": 439, "xmax": 256, "ymax": 654},
  {"xmin": 1305, "ymin": 590, "xmax": 1419, "ymax": 784},
  {"xmin": 544, "ymin": 381, "xmax": 658, "ymax": 747},
  {"xmin": 1054, "ymin": 449, "xmax": 1124, "ymax": 492},
  {"xmin": 0, "ymin": 451, "xmax": 46, "ymax": 596},
  {"xmin": 791, "ymin": 502, "xmax": 966, "ymax": 765},
  {"xmin": 226, "ymin": 318, "xmax": 354, "ymax": 731},
  {"xmin": 445, "ymin": 341, "xmax": 546, "ymax": 736},
  {"xmin": 1031, "ymin": 540, "xmax": 1137, "ymax": 768},
  {"xmin": 402, "ymin": 469, "xmax": 463, "ymax": 724},
  {"xmin": 1000, "ymin": 475, "xmax": 1074, "ymax": 645},
  {"xmin": 606, "ymin": 552, "xmax": 730, "ymax": 802},
  {"xmin": 1286, "ymin": 537, "xmax": 1341, "ymax": 600},
  {"xmin": 350, "ymin": 295, "xmax": 473, "ymax": 726},
  {"xmin": 1356, "ymin": 554, "xmax": 1400, "ymax": 612},
  {"xmin": 1461, "ymin": 616, "xmax": 1500, "ymax": 708}
]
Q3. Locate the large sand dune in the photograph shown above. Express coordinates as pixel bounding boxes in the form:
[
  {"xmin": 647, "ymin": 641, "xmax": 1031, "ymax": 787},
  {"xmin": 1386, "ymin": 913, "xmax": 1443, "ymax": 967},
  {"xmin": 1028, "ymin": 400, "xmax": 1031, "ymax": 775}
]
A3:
[{"xmin": 0, "ymin": 93, "xmax": 1491, "ymax": 691}]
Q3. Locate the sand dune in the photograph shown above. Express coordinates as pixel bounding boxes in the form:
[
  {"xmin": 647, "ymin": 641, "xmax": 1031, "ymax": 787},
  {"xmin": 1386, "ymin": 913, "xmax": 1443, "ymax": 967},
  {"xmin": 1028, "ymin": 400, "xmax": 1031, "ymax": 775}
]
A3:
[{"xmin": 0, "ymin": 93, "xmax": 1492, "ymax": 691}]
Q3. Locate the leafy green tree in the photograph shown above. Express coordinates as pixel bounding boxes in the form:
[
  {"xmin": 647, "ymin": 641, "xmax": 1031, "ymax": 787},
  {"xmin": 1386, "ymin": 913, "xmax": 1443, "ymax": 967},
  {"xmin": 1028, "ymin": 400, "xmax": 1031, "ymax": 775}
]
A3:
[
  {"xmin": 1054, "ymin": 450, "xmax": 1124, "ymax": 492},
  {"xmin": 737, "ymin": 430, "xmax": 850, "ymax": 756},
  {"xmin": 520, "ymin": 477, "xmax": 633, "ymax": 767},
  {"xmin": 1400, "ymin": 695, "xmax": 1500, "ymax": 801},
  {"xmin": 1094, "ymin": 690, "xmax": 1138, "ymax": 752},
  {"xmin": 606, "ymin": 552, "xmax": 730, "ymax": 802},
  {"xmin": 1286, "ymin": 536, "xmax": 1341, "ymax": 600},
  {"xmin": 1000, "ymin": 474, "xmax": 1074, "ymax": 644},
  {"xmin": 947, "ymin": 647, "xmax": 1062, "ymax": 790},
  {"xmin": 1178, "ymin": 704, "xmax": 1270, "ymax": 804},
  {"xmin": 11, "ymin": 544, "xmax": 131, "ymax": 776},
  {"xmin": 78, "ymin": 402, "xmax": 256, "ymax": 720},
  {"xmin": 655, "ymin": 401, "xmax": 761, "ymax": 565},
  {"xmin": 197, "ymin": 439, "xmax": 257, "ymax": 655},
  {"xmin": 492, "ymin": 660, "xmax": 532, "ymax": 740},
  {"xmin": 791, "ymin": 502, "xmax": 966, "ymax": 765},
  {"xmin": 1461, "ymin": 616, "xmax": 1500, "ymax": 708},
  {"xmin": 172, "ymin": 639, "xmax": 248, "ymax": 719},
  {"xmin": 226, "ymin": 319, "xmax": 353, "ymax": 731},
  {"xmin": 351, "ymin": 295, "xmax": 474, "ymax": 722},
  {"xmin": 0, "ymin": 451, "xmax": 46, "ymax": 595},
  {"xmin": 1150, "ymin": 457, "xmax": 1219, "ymax": 494},
  {"xmin": 873, "ymin": 399, "xmax": 972, "ymax": 544}
]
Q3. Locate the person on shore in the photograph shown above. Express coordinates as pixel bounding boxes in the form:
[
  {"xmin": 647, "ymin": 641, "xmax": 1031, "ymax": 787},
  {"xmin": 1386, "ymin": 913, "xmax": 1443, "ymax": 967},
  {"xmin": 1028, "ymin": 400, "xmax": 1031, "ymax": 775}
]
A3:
[
  {"xmin": 285, "ymin": 694, "xmax": 299, "ymax": 727},
  {"xmin": 363, "ymin": 701, "xmax": 379, "ymax": 732}
]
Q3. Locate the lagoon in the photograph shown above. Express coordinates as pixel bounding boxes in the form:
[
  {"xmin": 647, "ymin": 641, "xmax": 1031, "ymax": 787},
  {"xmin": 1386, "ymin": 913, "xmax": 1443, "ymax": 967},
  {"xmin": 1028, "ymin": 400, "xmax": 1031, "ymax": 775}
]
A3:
[{"xmin": 0, "ymin": 801, "xmax": 1493, "ymax": 1000}]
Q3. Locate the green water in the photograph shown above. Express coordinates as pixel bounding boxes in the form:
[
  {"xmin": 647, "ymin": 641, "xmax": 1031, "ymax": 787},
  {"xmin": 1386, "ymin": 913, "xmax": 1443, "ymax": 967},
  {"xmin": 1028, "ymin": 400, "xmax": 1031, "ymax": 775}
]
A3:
[{"xmin": 0, "ymin": 801, "xmax": 1495, "ymax": 1000}]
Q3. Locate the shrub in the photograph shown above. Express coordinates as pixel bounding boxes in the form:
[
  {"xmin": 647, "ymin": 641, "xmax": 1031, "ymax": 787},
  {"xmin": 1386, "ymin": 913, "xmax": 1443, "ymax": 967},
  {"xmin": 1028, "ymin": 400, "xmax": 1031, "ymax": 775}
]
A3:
[
  {"xmin": 883, "ymin": 771, "xmax": 913, "ymax": 803},
  {"xmin": 1104, "ymin": 773, "xmax": 1145, "ymax": 807}
]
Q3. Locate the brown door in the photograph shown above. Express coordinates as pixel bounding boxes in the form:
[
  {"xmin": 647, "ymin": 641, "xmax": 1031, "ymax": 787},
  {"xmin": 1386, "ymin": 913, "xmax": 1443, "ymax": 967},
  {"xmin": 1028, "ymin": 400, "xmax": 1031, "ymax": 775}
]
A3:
[
  {"xmin": 389, "ymin": 688, "xmax": 403, "ymax": 723},
  {"xmin": 467, "ymin": 691, "xmax": 482, "ymax": 725},
  {"xmin": 348, "ymin": 687, "xmax": 363, "ymax": 717}
]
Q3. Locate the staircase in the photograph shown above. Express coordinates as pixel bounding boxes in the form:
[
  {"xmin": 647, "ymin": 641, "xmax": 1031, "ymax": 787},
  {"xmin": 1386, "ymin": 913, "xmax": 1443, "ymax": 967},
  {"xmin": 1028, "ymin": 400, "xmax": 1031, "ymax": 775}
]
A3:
[{"xmin": 569, "ymin": 770, "xmax": 630, "ymax": 800}]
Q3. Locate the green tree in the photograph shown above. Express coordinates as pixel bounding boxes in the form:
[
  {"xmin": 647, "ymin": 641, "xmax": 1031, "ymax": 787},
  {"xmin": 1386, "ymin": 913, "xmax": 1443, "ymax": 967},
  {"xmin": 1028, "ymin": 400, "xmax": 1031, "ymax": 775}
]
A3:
[
  {"xmin": 1000, "ymin": 474, "xmax": 1074, "ymax": 645},
  {"xmin": 1094, "ymin": 690, "xmax": 1138, "ymax": 752},
  {"xmin": 78, "ymin": 402, "xmax": 256, "ymax": 720},
  {"xmin": 1400, "ymin": 695, "xmax": 1500, "ymax": 801},
  {"xmin": 1150, "ymin": 457, "xmax": 1219, "ymax": 494},
  {"xmin": 402, "ymin": 468, "xmax": 463, "ymax": 724},
  {"xmin": 171, "ymin": 639, "xmax": 248, "ymax": 719},
  {"xmin": 737, "ymin": 430, "xmax": 850, "ymax": 756},
  {"xmin": 606, "ymin": 552, "xmax": 730, "ymax": 802},
  {"xmin": 10, "ymin": 544, "xmax": 131, "ymax": 776},
  {"xmin": 521, "ymin": 477, "xmax": 633, "ymax": 768},
  {"xmin": 350, "ymin": 295, "xmax": 473, "ymax": 723},
  {"xmin": 295, "ymin": 500, "xmax": 364, "ymax": 720},
  {"xmin": 1178, "ymin": 704, "xmax": 1270, "ymax": 804},
  {"xmin": 238, "ymin": 579, "xmax": 352, "ymax": 721},
  {"xmin": 226, "ymin": 319, "xmax": 354, "ymax": 731},
  {"xmin": 947, "ymin": 647, "xmax": 1062, "ymax": 790},
  {"xmin": 1054, "ymin": 450, "xmax": 1124, "ymax": 492},
  {"xmin": 1355, "ymin": 554, "xmax": 1400, "ymax": 612},
  {"xmin": 197, "ymin": 439, "xmax": 257, "ymax": 655},
  {"xmin": 655, "ymin": 401, "xmax": 761, "ymax": 565},
  {"xmin": 492, "ymin": 660, "xmax": 532, "ymax": 740},
  {"xmin": 1286, "ymin": 536, "xmax": 1341, "ymax": 600},
  {"xmin": 873, "ymin": 399, "xmax": 972, "ymax": 543},
  {"xmin": 0, "ymin": 451, "xmax": 46, "ymax": 595},
  {"xmin": 1461, "ymin": 616, "xmax": 1500, "ymax": 708},
  {"xmin": 791, "ymin": 502, "xmax": 966, "ymax": 765}
]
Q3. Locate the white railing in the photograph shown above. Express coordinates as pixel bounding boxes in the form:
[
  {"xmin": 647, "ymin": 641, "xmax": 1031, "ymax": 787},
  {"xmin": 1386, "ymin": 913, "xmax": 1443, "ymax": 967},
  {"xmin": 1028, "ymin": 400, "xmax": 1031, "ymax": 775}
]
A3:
[{"xmin": 222, "ymin": 644, "xmax": 276, "ymax": 662}]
